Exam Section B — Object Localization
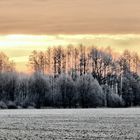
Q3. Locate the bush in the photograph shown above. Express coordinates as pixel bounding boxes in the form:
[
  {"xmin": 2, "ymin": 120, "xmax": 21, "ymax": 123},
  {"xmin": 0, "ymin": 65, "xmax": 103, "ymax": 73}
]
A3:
[
  {"xmin": 27, "ymin": 106, "xmax": 35, "ymax": 109},
  {"xmin": 20, "ymin": 100, "xmax": 36, "ymax": 109},
  {"xmin": 76, "ymin": 74, "xmax": 105, "ymax": 108},
  {"xmin": 0, "ymin": 101, "xmax": 7, "ymax": 109},
  {"xmin": 107, "ymin": 93, "xmax": 125, "ymax": 107},
  {"xmin": 7, "ymin": 101, "xmax": 17, "ymax": 109}
]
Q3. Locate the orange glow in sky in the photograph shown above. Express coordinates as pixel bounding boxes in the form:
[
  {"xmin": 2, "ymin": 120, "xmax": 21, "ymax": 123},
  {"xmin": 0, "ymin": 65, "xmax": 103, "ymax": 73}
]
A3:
[{"xmin": 0, "ymin": 34, "xmax": 139, "ymax": 72}]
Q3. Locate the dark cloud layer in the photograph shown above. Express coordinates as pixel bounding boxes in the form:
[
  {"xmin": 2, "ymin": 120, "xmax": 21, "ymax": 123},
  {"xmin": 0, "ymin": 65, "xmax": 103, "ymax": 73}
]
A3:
[{"xmin": 0, "ymin": 0, "xmax": 140, "ymax": 34}]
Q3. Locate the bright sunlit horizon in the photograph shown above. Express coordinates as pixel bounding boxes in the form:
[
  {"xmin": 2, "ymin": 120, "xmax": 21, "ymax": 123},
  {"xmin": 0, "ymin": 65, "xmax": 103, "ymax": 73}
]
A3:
[{"xmin": 0, "ymin": 34, "xmax": 140, "ymax": 72}]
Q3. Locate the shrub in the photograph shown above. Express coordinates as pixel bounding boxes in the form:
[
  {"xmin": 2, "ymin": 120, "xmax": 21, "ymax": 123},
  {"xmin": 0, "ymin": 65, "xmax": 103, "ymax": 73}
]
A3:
[
  {"xmin": 7, "ymin": 101, "xmax": 17, "ymax": 109},
  {"xmin": 0, "ymin": 101, "xmax": 7, "ymax": 109}
]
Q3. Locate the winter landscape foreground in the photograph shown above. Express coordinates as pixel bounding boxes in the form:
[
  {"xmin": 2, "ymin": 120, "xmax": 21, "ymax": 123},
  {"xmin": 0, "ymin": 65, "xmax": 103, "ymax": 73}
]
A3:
[{"xmin": 0, "ymin": 108, "xmax": 140, "ymax": 140}]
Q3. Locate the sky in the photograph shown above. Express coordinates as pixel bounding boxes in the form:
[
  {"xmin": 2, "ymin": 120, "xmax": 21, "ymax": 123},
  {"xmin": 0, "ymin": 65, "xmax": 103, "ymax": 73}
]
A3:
[{"xmin": 0, "ymin": 0, "xmax": 140, "ymax": 72}]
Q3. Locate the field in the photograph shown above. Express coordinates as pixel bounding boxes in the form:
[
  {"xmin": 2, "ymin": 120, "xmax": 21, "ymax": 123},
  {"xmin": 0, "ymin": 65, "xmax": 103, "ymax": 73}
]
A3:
[{"xmin": 0, "ymin": 108, "xmax": 140, "ymax": 140}]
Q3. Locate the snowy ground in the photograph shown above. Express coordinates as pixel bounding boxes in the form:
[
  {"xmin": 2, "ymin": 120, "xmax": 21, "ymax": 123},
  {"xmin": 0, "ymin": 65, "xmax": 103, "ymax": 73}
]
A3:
[{"xmin": 0, "ymin": 108, "xmax": 140, "ymax": 140}]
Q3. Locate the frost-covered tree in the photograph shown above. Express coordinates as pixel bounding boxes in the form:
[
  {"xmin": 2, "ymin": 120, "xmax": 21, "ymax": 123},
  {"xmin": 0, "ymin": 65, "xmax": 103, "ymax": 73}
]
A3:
[
  {"xmin": 28, "ymin": 73, "xmax": 50, "ymax": 108},
  {"xmin": 76, "ymin": 74, "xmax": 104, "ymax": 108},
  {"xmin": 55, "ymin": 74, "xmax": 76, "ymax": 108},
  {"xmin": 15, "ymin": 74, "xmax": 29, "ymax": 104},
  {"xmin": 102, "ymin": 85, "xmax": 124, "ymax": 107},
  {"xmin": 0, "ymin": 72, "xmax": 17, "ymax": 101}
]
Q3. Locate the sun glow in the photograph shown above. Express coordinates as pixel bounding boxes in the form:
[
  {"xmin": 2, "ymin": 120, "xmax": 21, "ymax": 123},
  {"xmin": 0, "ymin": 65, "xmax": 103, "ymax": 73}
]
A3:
[{"xmin": 0, "ymin": 34, "xmax": 139, "ymax": 72}]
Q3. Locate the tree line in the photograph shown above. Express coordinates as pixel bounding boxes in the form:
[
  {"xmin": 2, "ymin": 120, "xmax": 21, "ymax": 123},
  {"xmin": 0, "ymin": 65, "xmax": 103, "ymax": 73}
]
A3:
[{"xmin": 0, "ymin": 45, "xmax": 140, "ymax": 109}]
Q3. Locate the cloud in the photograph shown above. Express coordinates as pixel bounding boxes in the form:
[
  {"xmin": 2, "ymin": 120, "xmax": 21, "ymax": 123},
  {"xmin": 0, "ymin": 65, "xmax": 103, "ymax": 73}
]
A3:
[{"xmin": 0, "ymin": 0, "xmax": 140, "ymax": 34}]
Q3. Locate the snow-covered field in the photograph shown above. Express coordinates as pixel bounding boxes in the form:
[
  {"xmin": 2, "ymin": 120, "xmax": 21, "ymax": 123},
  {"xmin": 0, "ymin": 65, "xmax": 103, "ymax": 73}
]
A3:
[{"xmin": 0, "ymin": 108, "xmax": 140, "ymax": 140}]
